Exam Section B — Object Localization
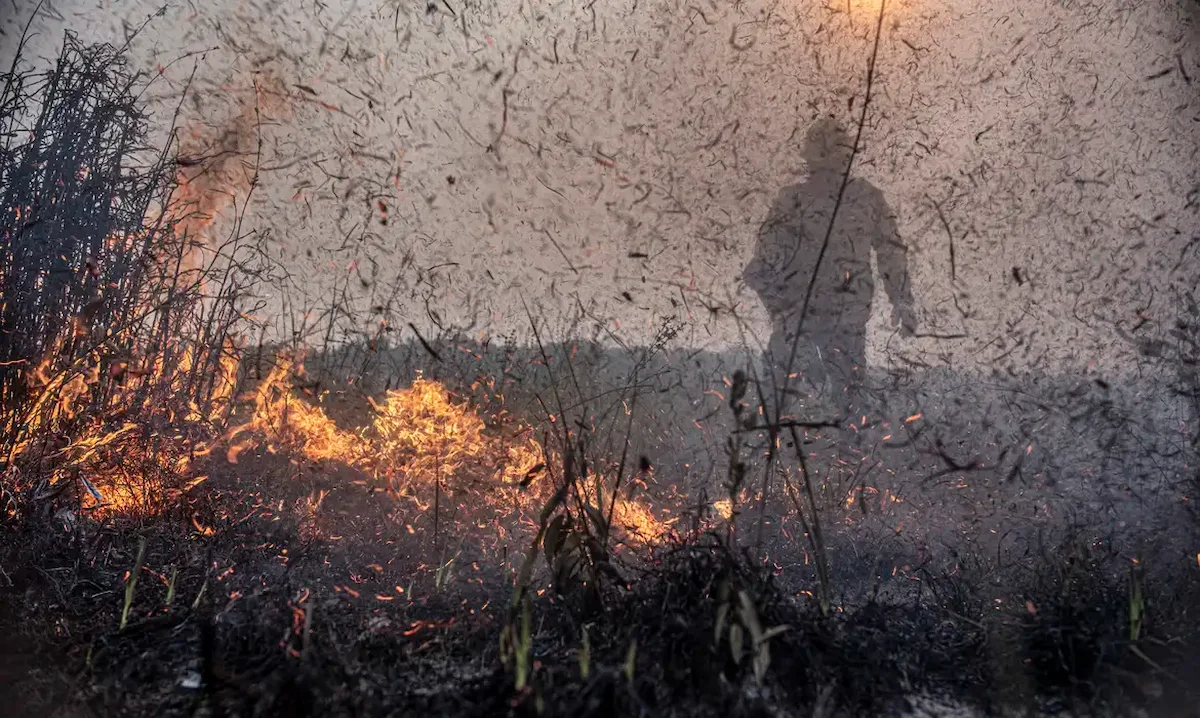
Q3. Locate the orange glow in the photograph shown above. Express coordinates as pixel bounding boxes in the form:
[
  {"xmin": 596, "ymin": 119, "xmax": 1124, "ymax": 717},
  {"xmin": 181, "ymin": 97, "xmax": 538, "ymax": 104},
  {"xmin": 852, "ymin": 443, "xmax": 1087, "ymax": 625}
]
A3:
[
  {"xmin": 220, "ymin": 353, "xmax": 666, "ymax": 544},
  {"xmin": 226, "ymin": 355, "xmax": 363, "ymax": 466},
  {"xmin": 7, "ymin": 281, "xmax": 666, "ymax": 548},
  {"xmin": 226, "ymin": 356, "xmax": 545, "ymax": 498},
  {"xmin": 608, "ymin": 497, "xmax": 668, "ymax": 542},
  {"xmin": 368, "ymin": 374, "xmax": 543, "ymax": 490},
  {"xmin": 0, "ymin": 81, "xmax": 292, "ymax": 520},
  {"xmin": 844, "ymin": 0, "xmax": 891, "ymax": 22},
  {"xmin": 170, "ymin": 74, "xmax": 293, "ymax": 284},
  {"xmin": 4, "ymin": 320, "xmax": 241, "ymax": 518}
]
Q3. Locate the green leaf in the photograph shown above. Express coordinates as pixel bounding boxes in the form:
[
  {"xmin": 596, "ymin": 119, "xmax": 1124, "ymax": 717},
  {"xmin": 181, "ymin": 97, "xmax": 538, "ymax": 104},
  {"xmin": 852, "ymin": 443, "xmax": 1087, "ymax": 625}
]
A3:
[
  {"xmin": 516, "ymin": 597, "xmax": 532, "ymax": 690},
  {"xmin": 737, "ymin": 590, "xmax": 764, "ymax": 644},
  {"xmin": 752, "ymin": 640, "xmax": 771, "ymax": 684},
  {"xmin": 190, "ymin": 578, "xmax": 207, "ymax": 611},
  {"xmin": 579, "ymin": 625, "xmax": 591, "ymax": 681},
  {"xmin": 436, "ymin": 556, "xmax": 455, "ymax": 591},
  {"xmin": 514, "ymin": 483, "xmax": 570, "ymax": 604},
  {"xmin": 164, "ymin": 566, "xmax": 177, "ymax": 609},
  {"xmin": 499, "ymin": 624, "xmax": 514, "ymax": 666},
  {"xmin": 729, "ymin": 623, "xmax": 745, "ymax": 665},
  {"xmin": 1129, "ymin": 563, "xmax": 1145, "ymax": 642},
  {"xmin": 119, "ymin": 537, "xmax": 147, "ymax": 632},
  {"xmin": 714, "ymin": 601, "xmax": 730, "ymax": 649}
]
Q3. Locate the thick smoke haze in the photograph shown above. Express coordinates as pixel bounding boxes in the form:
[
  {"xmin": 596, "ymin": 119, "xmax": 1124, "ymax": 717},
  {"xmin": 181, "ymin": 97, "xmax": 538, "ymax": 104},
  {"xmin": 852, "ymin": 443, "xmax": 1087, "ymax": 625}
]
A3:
[{"xmin": 2, "ymin": 0, "xmax": 1197, "ymax": 382}]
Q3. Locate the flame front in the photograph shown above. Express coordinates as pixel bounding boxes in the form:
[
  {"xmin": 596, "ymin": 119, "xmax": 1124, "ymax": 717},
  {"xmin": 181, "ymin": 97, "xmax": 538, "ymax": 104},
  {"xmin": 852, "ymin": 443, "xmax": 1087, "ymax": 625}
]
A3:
[{"xmin": 223, "ymin": 353, "xmax": 665, "ymax": 543}]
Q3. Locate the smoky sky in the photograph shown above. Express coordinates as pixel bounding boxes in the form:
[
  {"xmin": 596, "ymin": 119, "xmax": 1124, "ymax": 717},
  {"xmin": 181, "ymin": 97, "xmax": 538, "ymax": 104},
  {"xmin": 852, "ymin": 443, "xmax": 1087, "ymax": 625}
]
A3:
[{"xmin": 2, "ymin": 0, "xmax": 1197, "ymax": 380}]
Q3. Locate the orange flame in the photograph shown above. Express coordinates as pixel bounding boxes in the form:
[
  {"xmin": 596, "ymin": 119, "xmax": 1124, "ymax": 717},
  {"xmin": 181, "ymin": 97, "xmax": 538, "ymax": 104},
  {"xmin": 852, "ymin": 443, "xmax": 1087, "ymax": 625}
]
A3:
[
  {"xmin": 222, "ymin": 354, "xmax": 666, "ymax": 543},
  {"xmin": 5, "ymin": 320, "xmax": 242, "ymax": 517}
]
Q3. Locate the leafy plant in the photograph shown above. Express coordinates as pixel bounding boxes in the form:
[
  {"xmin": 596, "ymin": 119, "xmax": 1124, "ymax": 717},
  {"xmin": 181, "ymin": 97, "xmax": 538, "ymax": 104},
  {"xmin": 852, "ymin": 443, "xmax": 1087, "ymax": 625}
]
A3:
[
  {"xmin": 623, "ymin": 638, "xmax": 637, "ymax": 683},
  {"xmin": 119, "ymin": 537, "xmax": 147, "ymax": 631},
  {"xmin": 500, "ymin": 594, "xmax": 534, "ymax": 691},
  {"xmin": 501, "ymin": 480, "xmax": 569, "ymax": 694},
  {"xmin": 541, "ymin": 496, "xmax": 626, "ymax": 602},
  {"xmin": 713, "ymin": 578, "xmax": 791, "ymax": 684},
  {"xmin": 164, "ymin": 566, "xmax": 177, "ymax": 610}
]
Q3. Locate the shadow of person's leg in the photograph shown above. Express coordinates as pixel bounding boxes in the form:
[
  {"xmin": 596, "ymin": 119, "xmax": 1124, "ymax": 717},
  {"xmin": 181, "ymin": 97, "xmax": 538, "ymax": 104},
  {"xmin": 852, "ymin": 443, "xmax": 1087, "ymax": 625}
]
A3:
[
  {"xmin": 831, "ymin": 340, "xmax": 869, "ymax": 423},
  {"xmin": 764, "ymin": 319, "xmax": 828, "ymax": 424}
]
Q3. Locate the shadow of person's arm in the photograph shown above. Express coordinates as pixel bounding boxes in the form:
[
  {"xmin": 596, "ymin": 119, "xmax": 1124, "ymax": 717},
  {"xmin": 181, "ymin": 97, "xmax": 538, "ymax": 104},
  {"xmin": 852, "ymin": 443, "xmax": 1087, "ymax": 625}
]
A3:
[{"xmin": 873, "ymin": 203, "xmax": 916, "ymax": 336}]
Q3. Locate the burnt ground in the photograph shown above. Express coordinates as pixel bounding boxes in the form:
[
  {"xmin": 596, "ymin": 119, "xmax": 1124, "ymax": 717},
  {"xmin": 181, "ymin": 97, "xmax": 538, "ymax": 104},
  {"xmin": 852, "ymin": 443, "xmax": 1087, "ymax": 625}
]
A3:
[{"xmin": 3, "ymin": 343, "xmax": 1200, "ymax": 717}]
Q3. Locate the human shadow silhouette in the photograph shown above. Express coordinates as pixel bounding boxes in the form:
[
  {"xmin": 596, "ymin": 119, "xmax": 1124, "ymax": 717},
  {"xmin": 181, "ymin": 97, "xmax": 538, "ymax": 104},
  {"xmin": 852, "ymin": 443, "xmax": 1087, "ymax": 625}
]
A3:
[{"xmin": 743, "ymin": 118, "xmax": 915, "ymax": 421}]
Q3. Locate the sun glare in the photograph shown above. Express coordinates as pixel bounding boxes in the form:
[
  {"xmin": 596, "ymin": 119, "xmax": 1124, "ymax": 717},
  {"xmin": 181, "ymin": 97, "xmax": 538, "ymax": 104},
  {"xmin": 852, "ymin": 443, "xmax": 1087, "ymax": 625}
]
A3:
[{"xmin": 844, "ymin": 0, "xmax": 888, "ymax": 21}]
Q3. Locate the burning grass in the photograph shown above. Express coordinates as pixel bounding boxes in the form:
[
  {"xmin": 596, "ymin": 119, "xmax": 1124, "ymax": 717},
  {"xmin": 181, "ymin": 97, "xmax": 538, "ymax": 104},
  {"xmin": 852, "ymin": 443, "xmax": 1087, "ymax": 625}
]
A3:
[
  {"xmin": 0, "ymin": 34, "xmax": 273, "ymax": 525},
  {"xmin": 7, "ymin": 511, "xmax": 1196, "ymax": 718},
  {"xmin": 223, "ymin": 351, "xmax": 548, "ymax": 503},
  {"xmin": 1, "ymin": 286, "xmax": 244, "ymax": 521},
  {"xmin": 3, "ymin": 325, "xmax": 1197, "ymax": 717},
  {"xmin": 220, "ymin": 351, "xmax": 667, "ymax": 547}
]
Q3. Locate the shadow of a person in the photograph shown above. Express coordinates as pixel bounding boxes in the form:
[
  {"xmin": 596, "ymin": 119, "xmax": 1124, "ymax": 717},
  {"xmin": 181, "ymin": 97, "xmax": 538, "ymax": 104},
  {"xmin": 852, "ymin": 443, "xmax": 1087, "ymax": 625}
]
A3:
[{"xmin": 743, "ymin": 118, "xmax": 915, "ymax": 423}]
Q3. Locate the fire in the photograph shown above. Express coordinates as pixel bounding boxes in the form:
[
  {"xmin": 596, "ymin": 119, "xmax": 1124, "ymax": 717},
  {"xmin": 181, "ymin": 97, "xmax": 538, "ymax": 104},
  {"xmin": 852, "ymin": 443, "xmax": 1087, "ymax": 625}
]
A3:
[
  {"xmin": 608, "ymin": 496, "xmax": 668, "ymax": 542},
  {"xmin": 3, "ymin": 321, "xmax": 241, "ymax": 518},
  {"xmin": 222, "ymin": 354, "xmax": 666, "ymax": 543},
  {"xmin": 369, "ymin": 376, "xmax": 546, "ymax": 490},
  {"xmin": 4, "ymin": 315, "xmax": 668, "ymax": 544},
  {"xmin": 226, "ymin": 356, "xmax": 363, "ymax": 466},
  {"xmin": 6, "ymin": 251, "xmax": 666, "ymax": 553},
  {"xmin": 0, "ymin": 80, "xmax": 278, "ymax": 519},
  {"xmin": 1, "ymin": 93, "xmax": 261, "ymax": 520},
  {"xmin": 227, "ymin": 356, "xmax": 544, "ymax": 495}
]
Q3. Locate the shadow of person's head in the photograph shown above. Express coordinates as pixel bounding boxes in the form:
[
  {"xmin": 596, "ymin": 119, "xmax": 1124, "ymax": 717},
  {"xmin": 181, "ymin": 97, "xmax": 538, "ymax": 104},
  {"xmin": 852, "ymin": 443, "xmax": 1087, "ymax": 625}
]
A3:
[{"xmin": 804, "ymin": 118, "xmax": 853, "ymax": 175}]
